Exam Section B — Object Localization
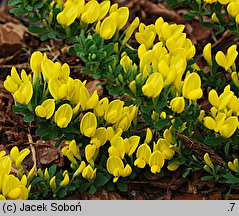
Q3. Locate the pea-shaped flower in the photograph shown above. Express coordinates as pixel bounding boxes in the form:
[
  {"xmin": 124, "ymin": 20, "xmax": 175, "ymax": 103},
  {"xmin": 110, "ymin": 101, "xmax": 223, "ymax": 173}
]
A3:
[
  {"xmin": 35, "ymin": 99, "xmax": 55, "ymax": 119},
  {"xmin": 80, "ymin": 112, "xmax": 97, "ymax": 137},
  {"xmin": 10, "ymin": 146, "xmax": 30, "ymax": 169},
  {"xmin": 219, "ymin": 116, "xmax": 238, "ymax": 138},
  {"xmin": 104, "ymin": 100, "xmax": 124, "ymax": 124},
  {"xmin": 228, "ymin": 158, "xmax": 239, "ymax": 173},
  {"xmin": 81, "ymin": 0, "xmax": 100, "ymax": 24},
  {"xmin": 2, "ymin": 174, "xmax": 29, "ymax": 200},
  {"xmin": 106, "ymin": 156, "xmax": 132, "ymax": 183},
  {"xmin": 30, "ymin": 51, "xmax": 43, "ymax": 80},
  {"xmin": 98, "ymin": 15, "xmax": 117, "ymax": 40},
  {"xmin": 170, "ymin": 97, "xmax": 185, "ymax": 113},
  {"xmin": 13, "ymin": 81, "xmax": 33, "ymax": 105},
  {"xmin": 203, "ymin": 43, "xmax": 212, "ymax": 66},
  {"xmin": 57, "ymin": 1, "xmax": 78, "ymax": 26},
  {"xmin": 142, "ymin": 72, "xmax": 164, "ymax": 98},
  {"xmin": 82, "ymin": 165, "xmax": 97, "ymax": 180},
  {"xmin": 54, "ymin": 104, "xmax": 73, "ymax": 128},
  {"xmin": 156, "ymin": 138, "xmax": 175, "ymax": 160},
  {"xmin": 215, "ymin": 45, "xmax": 238, "ymax": 71},
  {"xmin": 134, "ymin": 143, "xmax": 151, "ymax": 168},
  {"xmin": 149, "ymin": 150, "xmax": 165, "ymax": 174},
  {"xmin": 182, "ymin": 72, "xmax": 202, "ymax": 100}
]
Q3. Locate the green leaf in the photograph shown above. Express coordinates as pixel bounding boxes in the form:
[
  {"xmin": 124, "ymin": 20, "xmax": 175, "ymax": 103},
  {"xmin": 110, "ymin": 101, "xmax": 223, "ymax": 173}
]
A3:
[
  {"xmin": 23, "ymin": 112, "xmax": 35, "ymax": 123},
  {"xmin": 201, "ymin": 175, "xmax": 214, "ymax": 181},
  {"xmin": 40, "ymin": 32, "xmax": 57, "ymax": 41},
  {"xmin": 223, "ymin": 173, "xmax": 239, "ymax": 184},
  {"xmin": 154, "ymin": 119, "xmax": 171, "ymax": 131},
  {"xmin": 107, "ymin": 182, "xmax": 115, "ymax": 191},
  {"xmin": 12, "ymin": 104, "xmax": 29, "ymax": 114},
  {"xmin": 184, "ymin": 12, "xmax": 198, "ymax": 20},
  {"xmin": 141, "ymin": 105, "xmax": 153, "ymax": 114},
  {"xmin": 42, "ymin": 189, "xmax": 49, "ymax": 198},
  {"xmin": 8, "ymin": 0, "xmax": 22, "ymax": 5},
  {"xmin": 78, "ymin": 182, "xmax": 91, "ymax": 192},
  {"xmin": 204, "ymin": 137, "xmax": 227, "ymax": 146},
  {"xmin": 57, "ymin": 187, "xmax": 67, "ymax": 198},
  {"xmin": 89, "ymin": 185, "xmax": 97, "ymax": 194},
  {"xmin": 116, "ymin": 181, "xmax": 127, "ymax": 192},
  {"xmin": 49, "ymin": 165, "xmax": 57, "ymax": 178},
  {"xmin": 28, "ymin": 26, "xmax": 48, "ymax": 34},
  {"xmin": 36, "ymin": 126, "xmax": 50, "ymax": 137},
  {"xmin": 30, "ymin": 176, "xmax": 43, "ymax": 185},
  {"xmin": 10, "ymin": 7, "xmax": 26, "ymax": 15},
  {"xmin": 55, "ymin": 138, "xmax": 64, "ymax": 148},
  {"xmin": 94, "ymin": 173, "xmax": 110, "ymax": 187}
]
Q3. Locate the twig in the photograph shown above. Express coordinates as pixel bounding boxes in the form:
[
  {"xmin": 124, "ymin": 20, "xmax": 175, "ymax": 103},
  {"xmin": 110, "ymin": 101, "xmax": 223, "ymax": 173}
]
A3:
[{"xmin": 27, "ymin": 134, "xmax": 37, "ymax": 175}]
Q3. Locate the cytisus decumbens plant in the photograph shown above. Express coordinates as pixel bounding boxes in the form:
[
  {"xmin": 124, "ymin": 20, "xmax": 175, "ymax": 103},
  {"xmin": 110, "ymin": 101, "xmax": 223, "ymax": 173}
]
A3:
[{"xmin": 2, "ymin": 0, "xmax": 239, "ymax": 199}]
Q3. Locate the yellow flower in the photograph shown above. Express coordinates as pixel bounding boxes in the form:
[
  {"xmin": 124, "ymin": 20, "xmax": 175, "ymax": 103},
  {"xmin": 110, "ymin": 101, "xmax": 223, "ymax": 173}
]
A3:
[
  {"xmin": 122, "ymin": 17, "xmax": 140, "ymax": 45},
  {"xmin": 57, "ymin": 1, "xmax": 79, "ymax": 26},
  {"xmin": 109, "ymin": 136, "xmax": 125, "ymax": 159},
  {"xmin": 134, "ymin": 144, "xmax": 151, "ymax": 168},
  {"xmin": 114, "ymin": 112, "xmax": 131, "ymax": 132},
  {"xmin": 94, "ymin": 97, "xmax": 109, "ymax": 117},
  {"xmin": 35, "ymin": 99, "xmax": 55, "ymax": 119},
  {"xmin": 231, "ymin": 72, "xmax": 239, "ymax": 88},
  {"xmin": 80, "ymin": 112, "xmax": 97, "ymax": 137},
  {"xmin": 204, "ymin": 153, "xmax": 214, "ymax": 169},
  {"xmin": 114, "ymin": 7, "xmax": 129, "ymax": 30},
  {"xmin": 2, "ymin": 174, "xmax": 29, "ymax": 200},
  {"xmin": 60, "ymin": 173, "xmax": 70, "ymax": 187},
  {"xmin": 125, "ymin": 135, "xmax": 140, "ymax": 156},
  {"xmin": 215, "ymin": 45, "xmax": 238, "ymax": 71},
  {"xmin": 106, "ymin": 156, "xmax": 132, "ymax": 183},
  {"xmin": 27, "ymin": 165, "xmax": 36, "ymax": 181},
  {"xmin": 142, "ymin": 72, "xmax": 164, "ymax": 98},
  {"xmin": 228, "ymin": 158, "xmax": 239, "ymax": 173},
  {"xmin": 149, "ymin": 150, "xmax": 165, "ymax": 174},
  {"xmin": 227, "ymin": 1, "xmax": 239, "ymax": 17},
  {"xmin": 54, "ymin": 104, "xmax": 73, "ymax": 128},
  {"xmin": 211, "ymin": 13, "xmax": 219, "ymax": 23},
  {"xmin": 97, "ymin": 1, "xmax": 110, "ymax": 21},
  {"xmin": 91, "ymin": 127, "xmax": 108, "ymax": 147},
  {"xmin": 104, "ymin": 100, "xmax": 124, "ymax": 124},
  {"xmin": 170, "ymin": 97, "xmax": 185, "ymax": 113},
  {"xmin": 182, "ymin": 72, "xmax": 202, "ymax": 100},
  {"xmin": 79, "ymin": 87, "xmax": 99, "ymax": 110},
  {"xmin": 50, "ymin": 176, "xmax": 56, "ymax": 190},
  {"xmin": 62, "ymin": 139, "xmax": 81, "ymax": 165},
  {"xmin": 44, "ymin": 168, "xmax": 50, "ymax": 180},
  {"xmin": 30, "ymin": 51, "xmax": 43, "ymax": 79},
  {"xmin": 99, "ymin": 15, "xmax": 117, "ymax": 40},
  {"xmin": 82, "ymin": 165, "xmax": 97, "ymax": 180},
  {"xmin": 85, "ymin": 144, "xmax": 97, "ymax": 165},
  {"xmin": 48, "ymin": 78, "xmax": 67, "ymax": 100},
  {"xmin": 219, "ymin": 116, "xmax": 238, "ymax": 138},
  {"xmin": 144, "ymin": 128, "xmax": 153, "ymax": 144},
  {"xmin": 10, "ymin": 147, "xmax": 30, "ymax": 169},
  {"xmin": 156, "ymin": 138, "xmax": 175, "ymax": 160},
  {"xmin": 203, "ymin": 43, "xmax": 212, "ymax": 66},
  {"xmin": 81, "ymin": 0, "xmax": 100, "ymax": 24},
  {"xmin": 167, "ymin": 161, "xmax": 180, "ymax": 171},
  {"xmin": 73, "ymin": 161, "xmax": 86, "ymax": 177},
  {"xmin": 13, "ymin": 81, "xmax": 33, "ymax": 105}
]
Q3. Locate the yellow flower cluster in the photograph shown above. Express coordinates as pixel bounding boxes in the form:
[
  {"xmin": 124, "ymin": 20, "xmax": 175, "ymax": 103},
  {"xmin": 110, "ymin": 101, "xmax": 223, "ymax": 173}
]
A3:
[
  {"xmin": 203, "ymin": 85, "xmax": 239, "ymax": 138},
  {"xmin": 121, "ymin": 17, "xmax": 202, "ymax": 114},
  {"xmin": 56, "ymin": 0, "xmax": 139, "ymax": 42},
  {"xmin": 0, "ymin": 149, "xmax": 31, "ymax": 200},
  {"xmin": 4, "ymin": 67, "xmax": 33, "ymax": 105},
  {"xmin": 203, "ymin": 0, "xmax": 239, "ymax": 24}
]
